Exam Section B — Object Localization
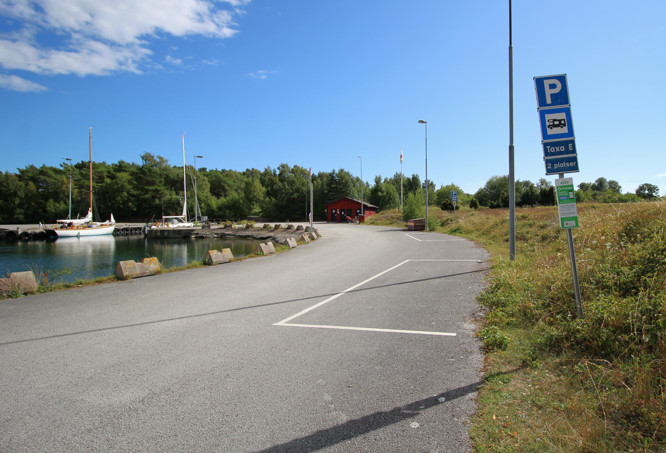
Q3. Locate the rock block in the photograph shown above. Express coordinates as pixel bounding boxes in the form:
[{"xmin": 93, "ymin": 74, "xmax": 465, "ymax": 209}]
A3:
[
  {"xmin": 0, "ymin": 271, "xmax": 39, "ymax": 295},
  {"xmin": 11, "ymin": 271, "xmax": 39, "ymax": 293},
  {"xmin": 309, "ymin": 231, "xmax": 318, "ymax": 240},
  {"xmin": 301, "ymin": 233, "xmax": 310, "ymax": 243},
  {"xmin": 286, "ymin": 238, "xmax": 297, "ymax": 249}
]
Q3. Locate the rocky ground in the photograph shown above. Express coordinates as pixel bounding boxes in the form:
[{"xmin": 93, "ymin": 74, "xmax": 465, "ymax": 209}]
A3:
[{"xmin": 193, "ymin": 224, "xmax": 319, "ymax": 244}]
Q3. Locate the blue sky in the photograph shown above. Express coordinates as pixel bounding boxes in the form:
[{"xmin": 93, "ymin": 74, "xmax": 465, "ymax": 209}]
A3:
[{"xmin": 1, "ymin": 0, "xmax": 664, "ymax": 195}]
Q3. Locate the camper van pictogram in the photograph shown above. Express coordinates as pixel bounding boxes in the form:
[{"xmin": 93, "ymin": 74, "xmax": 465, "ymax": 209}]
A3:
[{"xmin": 547, "ymin": 118, "xmax": 567, "ymax": 129}]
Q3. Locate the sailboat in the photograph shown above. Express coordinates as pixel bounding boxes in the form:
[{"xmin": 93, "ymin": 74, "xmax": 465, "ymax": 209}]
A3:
[
  {"xmin": 150, "ymin": 135, "xmax": 194, "ymax": 229},
  {"xmin": 54, "ymin": 128, "xmax": 116, "ymax": 237}
]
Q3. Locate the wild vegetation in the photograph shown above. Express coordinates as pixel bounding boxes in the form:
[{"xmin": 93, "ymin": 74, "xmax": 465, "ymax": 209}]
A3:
[
  {"xmin": 368, "ymin": 202, "xmax": 665, "ymax": 451},
  {"xmin": 0, "ymin": 154, "xmax": 658, "ymax": 224}
]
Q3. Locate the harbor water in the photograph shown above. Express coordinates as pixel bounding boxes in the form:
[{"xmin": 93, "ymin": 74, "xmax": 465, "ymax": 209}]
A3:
[{"xmin": 0, "ymin": 236, "xmax": 260, "ymax": 285}]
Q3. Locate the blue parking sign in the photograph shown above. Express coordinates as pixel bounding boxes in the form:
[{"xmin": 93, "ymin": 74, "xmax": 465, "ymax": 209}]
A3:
[
  {"xmin": 534, "ymin": 74, "xmax": 569, "ymax": 108},
  {"xmin": 539, "ymin": 106, "xmax": 574, "ymax": 141}
]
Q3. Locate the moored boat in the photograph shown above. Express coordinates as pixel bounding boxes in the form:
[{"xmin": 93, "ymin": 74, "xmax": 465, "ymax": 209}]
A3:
[
  {"xmin": 54, "ymin": 128, "xmax": 116, "ymax": 238},
  {"xmin": 55, "ymin": 210, "xmax": 116, "ymax": 237}
]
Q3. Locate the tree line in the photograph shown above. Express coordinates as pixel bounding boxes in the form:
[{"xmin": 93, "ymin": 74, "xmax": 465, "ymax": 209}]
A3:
[{"xmin": 0, "ymin": 154, "xmax": 660, "ymax": 224}]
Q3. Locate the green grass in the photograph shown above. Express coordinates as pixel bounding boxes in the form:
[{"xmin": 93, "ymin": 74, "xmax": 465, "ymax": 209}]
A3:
[{"xmin": 369, "ymin": 202, "xmax": 666, "ymax": 451}]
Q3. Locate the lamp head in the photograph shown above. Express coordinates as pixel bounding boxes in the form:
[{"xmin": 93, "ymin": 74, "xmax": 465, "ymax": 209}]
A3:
[{"xmin": 418, "ymin": 120, "xmax": 427, "ymax": 124}]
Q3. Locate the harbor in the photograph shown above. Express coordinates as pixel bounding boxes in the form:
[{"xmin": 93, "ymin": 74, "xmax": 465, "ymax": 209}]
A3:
[{"xmin": 0, "ymin": 223, "xmax": 318, "ymax": 285}]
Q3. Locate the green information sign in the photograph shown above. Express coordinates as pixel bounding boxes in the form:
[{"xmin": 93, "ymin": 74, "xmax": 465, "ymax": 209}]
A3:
[{"xmin": 555, "ymin": 177, "xmax": 578, "ymax": 229}]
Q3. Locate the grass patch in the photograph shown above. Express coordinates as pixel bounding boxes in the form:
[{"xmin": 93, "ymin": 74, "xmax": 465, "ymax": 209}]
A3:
[{"xmin": 369, "ymin": 202, "xmax": 666, "ymax": 450}]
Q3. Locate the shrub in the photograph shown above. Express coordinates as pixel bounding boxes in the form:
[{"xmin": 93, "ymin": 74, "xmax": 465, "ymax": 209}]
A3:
[{"xmin": 479, "ymin": 326, "xmax": 510, "ymax": 351}]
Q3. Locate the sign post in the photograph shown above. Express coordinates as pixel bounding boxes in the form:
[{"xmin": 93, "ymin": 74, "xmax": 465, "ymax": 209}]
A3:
[
  {"xmin": 534, "ymin": 74, "xmax": 584, "ymax": 318},
  {"xmin": 452, "ymin": 191, "xmax": 457, "ymax": 220}
]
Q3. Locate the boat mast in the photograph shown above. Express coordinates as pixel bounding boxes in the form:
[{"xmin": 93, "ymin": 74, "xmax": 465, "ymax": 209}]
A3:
[
  {"xmin": 181, "ymin": 134, "xmax": 187, "ymax": 221},
  {"xmin": 89, "ymin": 127, "xmax": 93, "ymax": 214}
]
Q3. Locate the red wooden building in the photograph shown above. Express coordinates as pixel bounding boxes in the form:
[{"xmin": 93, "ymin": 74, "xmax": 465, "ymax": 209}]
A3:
[{"xmin": 324, "ymin": 197, "xmax": 378, "ymax": 223}]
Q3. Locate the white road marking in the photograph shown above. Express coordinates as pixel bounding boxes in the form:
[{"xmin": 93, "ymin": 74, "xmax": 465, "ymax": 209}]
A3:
[
  {"xmin": 275, "ymin": 323, "xmax": 457, "ymax": 337},
  {"xmin": 404, "ymin": 233, "xmax": 462, "ymax": 242},
  {"xmin": 274, "ymin": 260, "xmax": 410, "ymax": 326},
  {"xmin": 274, "ymin": 259, "xmax": 473, "ymax": 337},
  {"xmin": 411, "ymin": 259, "xmax": 483, "ymax": 263}
]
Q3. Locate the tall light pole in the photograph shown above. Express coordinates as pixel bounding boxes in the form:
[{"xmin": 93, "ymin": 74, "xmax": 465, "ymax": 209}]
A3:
[
  {"xmin": 193, "ymin": 155, "xmax": 204, "ymax": 223},
  {"xmin": 63, "ymin": 157, "xmax": 72, "ymax": 219},
  {"xmin": 508, "ymin": 0, "xmax": 516, "ymax": 260},
  {"xmin": 357, "ymin": 155, "xmax": 364, "ymax": 217},
  {"xmin": 418, "ymin": 120, "xmax": 428, "ymax": 229}
]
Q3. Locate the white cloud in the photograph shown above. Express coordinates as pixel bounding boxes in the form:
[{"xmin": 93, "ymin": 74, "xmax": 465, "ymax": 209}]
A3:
[
  {"xmin": 0, "ymin": 0, "xmax": 249, "ymax": 90},
  {"xmin": 166, "ymin": 55, "xmax": 183, "ymax": 65},
  {"xmin": 0, "ymin": 74, "xmax": 47, "ymax": 92},
  {"xmin": 249, "ymin": 69, "xmax": 278, "ymax": 80},
  {"xmin": 658, "ymin": 173, "xmax": 666, "ymax": 177}
]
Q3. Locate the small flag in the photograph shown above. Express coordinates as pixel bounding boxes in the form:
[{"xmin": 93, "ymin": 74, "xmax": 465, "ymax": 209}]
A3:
[{"xmin": 400, "ymin": 149, "xmax": 403, "ymax": 163}]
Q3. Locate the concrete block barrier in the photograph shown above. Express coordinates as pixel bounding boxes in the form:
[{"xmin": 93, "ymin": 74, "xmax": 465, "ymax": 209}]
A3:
[
  {"xmin": 257, "ymin": 241, "xmax": 275, "ymax": 255},
  {"xmin": 286, "ymin": 238, "xmax": 297, "ymax": 249},
  {"xmin": 115, "ymin": 257, "xmax": 162, "ymax": 280},
  {"xmin": 301, "ymin": 234, "xmax": 310, "ymax": 243},
  {"xmin": 203, "ymin": 248, "xmax": 234, "ymax": 265}
]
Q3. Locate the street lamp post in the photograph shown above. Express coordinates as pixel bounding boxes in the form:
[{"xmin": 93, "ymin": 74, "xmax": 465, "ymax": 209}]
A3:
[
  {"xmin": 508, "ymin": 0, "xmax": 516, "ymax": 260},
  {"xmin": 63, "ymin": 157, "xmax": 72, "ymax": 219},
  {"xmin": 418, "ymin": 120, "xmax": 428, "ymax": 229},
  {"xmin": 357, "ymin": 155, "xmax": 364, "ymax": 218},
  {"xmin": 193, "ymin": 155, "xmax": 204, "ymax": 223}
]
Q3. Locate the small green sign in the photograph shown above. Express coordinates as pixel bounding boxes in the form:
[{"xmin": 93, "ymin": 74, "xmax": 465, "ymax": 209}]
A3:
[{"xmin": 555, "ymin": 177, "xmax": 578, "ymax": 229}]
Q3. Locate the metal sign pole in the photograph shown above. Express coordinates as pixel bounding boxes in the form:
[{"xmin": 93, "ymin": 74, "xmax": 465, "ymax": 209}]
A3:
[
  {"xmin": 508, "ymin": 0, "xmax": 516, "ymax": 261},
  {"xmin": 559, "ymin": 172, "xmax": 583, "ymax": 318}
]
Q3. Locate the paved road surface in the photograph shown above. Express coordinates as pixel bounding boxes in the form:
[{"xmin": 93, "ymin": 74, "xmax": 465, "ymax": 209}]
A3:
[{"xmin": 0, "ymin": 223, "xmax": 489, "ymax": 452}]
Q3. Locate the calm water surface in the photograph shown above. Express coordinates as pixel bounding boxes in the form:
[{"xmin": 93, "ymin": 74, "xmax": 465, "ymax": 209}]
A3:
[{"xmin": 0, "ymin": 236, "xmax": 260, "ymax": 284}]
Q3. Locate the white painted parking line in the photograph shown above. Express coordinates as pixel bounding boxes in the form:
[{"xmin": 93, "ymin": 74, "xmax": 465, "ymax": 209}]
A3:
[
  {"xmin": 274, "ymin": 260, "xmax": 410, "ymax": 326},
  {"xmin": 274, "ymin": 259, "xmax": 469, "ymax": 337},
  {"xmin": 411, "ymin": 259, "xmax": 483, "ymax": 263},
  {"xmin": 276, "ymin": 323, "xmax": 457, "ymax": 337},
  {"xmin": 404, "ymin": 233, "xmax": 462, "ymax": 242}
]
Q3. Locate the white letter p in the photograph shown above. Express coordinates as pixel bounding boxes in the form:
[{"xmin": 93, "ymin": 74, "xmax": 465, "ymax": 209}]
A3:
[{"xmin": 544, "ymin": 79, "xmax": 562, "ymax": 105}]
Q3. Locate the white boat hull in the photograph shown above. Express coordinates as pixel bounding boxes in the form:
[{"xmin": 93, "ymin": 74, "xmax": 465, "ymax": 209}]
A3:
[{"xmin": 54, "ymin": 224, "xmax": 116, "ymax": 237}]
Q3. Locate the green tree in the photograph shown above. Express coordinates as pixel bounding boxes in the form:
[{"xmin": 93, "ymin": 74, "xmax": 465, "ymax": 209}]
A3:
[
  {"xmin": 135, "ymin": 153, "xmax": 175, "ymax": 219},
  {"xmin": 516, "ymin": 180, "xmax": 539, "ymax": 207},
  {"xmin": 591, "ymin": 177, "xmax": 609, "ymax": 192},
  {"xmin": 475, "ymin": 176, "xmax": 509, "ymax": 208},
  {"xmin": 402, "ymin": 190, "xmax": 425, "ymax": 221},
  {"xmin": 636, "ymin": 183, "xmax": 659, "ymax": 199},
  {"xmin": 404, "ymin": 174, "xmax": 421, "ymax": 195},
  {"xmin": 0, "ymin": 171, "xmax": 25, "ymax": 222},
  {"xmin": 368, "ymin": 176, "xmax": 399, "ymax": 211},
  {"xmin": 436, "ymin": 184, "xmax": 463, "ymax": 210},
  {"xmin": 537, "ymin": 179, "xmax": 556, "ymax": 206}
]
